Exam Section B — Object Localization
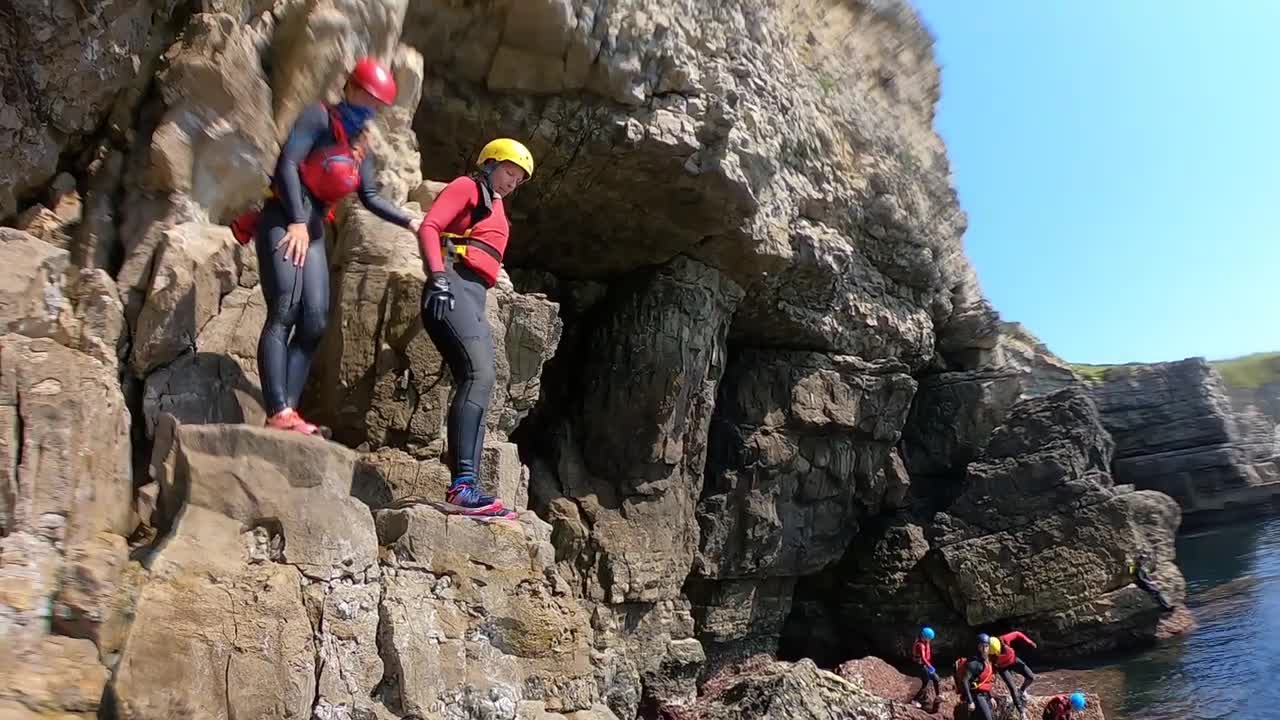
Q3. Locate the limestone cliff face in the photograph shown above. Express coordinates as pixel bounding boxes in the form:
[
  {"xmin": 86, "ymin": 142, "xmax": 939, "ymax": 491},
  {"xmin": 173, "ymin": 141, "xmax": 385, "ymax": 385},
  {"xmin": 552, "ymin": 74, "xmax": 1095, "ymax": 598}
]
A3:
[
  {"xmin": 0, "ymin": 1, "xmax": 1173, "ymax": 718},
  {"xmin": 1085, "ymin": 358, "xmax": 1280, "ymax": 521}
]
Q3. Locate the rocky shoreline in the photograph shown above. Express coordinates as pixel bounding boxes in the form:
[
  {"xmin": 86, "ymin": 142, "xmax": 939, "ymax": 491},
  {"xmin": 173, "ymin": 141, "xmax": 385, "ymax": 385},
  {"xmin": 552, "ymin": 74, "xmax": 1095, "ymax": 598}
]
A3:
[{"xmin": 0, "ymin": 1, "xmax": 1182, "ymax": 718}]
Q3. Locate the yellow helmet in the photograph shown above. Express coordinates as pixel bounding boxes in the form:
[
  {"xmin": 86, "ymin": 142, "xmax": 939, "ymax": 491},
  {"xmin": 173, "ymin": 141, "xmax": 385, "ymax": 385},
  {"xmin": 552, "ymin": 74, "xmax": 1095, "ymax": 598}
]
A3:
[
  {"xmin": 988, "ymin": 637, "xmax": 1002, "ymax": 654},
  {"xmin": 476, "ymin": 138, "xmax": 534, "ymax": 178}
]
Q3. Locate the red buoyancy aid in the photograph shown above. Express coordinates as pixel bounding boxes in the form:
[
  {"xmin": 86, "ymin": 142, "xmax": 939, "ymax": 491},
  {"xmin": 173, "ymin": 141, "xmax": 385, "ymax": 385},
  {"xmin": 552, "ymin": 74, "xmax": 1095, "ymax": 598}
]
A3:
[
  {"xmin": 912, "ymin": 639, "xmax": 932, "ymax": 666},
  {"xmin": 230, "ymin": 106, "xmax": 361, "ymax": 245},
  {"xmin": 974, "ymin": 659, "xmax": 995, "ymax": 693},
  {"xmin": 297, "ymin": 106, "xmax": 363, "ymax": 204},
  {"xmin": 1044, "ymin": 696, "xmax": 1072, "ymax": 720},
  {"xmin": 955, "ymin": 658, "xmax": 995, "ymax": 694}
]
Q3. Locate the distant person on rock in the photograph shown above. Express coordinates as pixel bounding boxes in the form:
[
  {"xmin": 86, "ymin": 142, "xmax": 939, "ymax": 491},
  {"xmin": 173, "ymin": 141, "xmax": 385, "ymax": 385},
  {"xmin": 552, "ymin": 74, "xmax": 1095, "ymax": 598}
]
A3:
[
  {"xmin": 233, "ymin": 58, "xmax": 420, "ymax": 435},
  {"xmin": 414, "ymin": 138, "xmax": 534, "ymax": 515},
  {"xmin": 955, "ymin": 651, "xmax": 998, "ymax": 720},
  {"xmin": 988, "ymin": 631, "xmax": 1038, "ymax": 713},
  {"xmin": 911, "ymin": 626, "xmax": 941, "ymax": 709},
  {"xmin": 1042, "ymin": 692, "xmax": 1088, "ymax": 720},
  {"xmin": 1130, "ymin": 552, "xmax": 1175, "ymax": 611}
]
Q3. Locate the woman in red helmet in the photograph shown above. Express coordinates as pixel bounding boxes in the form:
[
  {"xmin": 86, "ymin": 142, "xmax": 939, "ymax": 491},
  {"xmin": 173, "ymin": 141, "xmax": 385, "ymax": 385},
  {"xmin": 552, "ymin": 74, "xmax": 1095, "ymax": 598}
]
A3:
[{"xmin": 253, "ymin": 58, "xmax": 418, "ymax": 434}]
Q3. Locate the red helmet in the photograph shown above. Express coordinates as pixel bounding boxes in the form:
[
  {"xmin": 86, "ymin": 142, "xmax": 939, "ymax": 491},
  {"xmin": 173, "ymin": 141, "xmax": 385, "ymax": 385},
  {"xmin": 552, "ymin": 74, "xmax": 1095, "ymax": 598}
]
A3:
[{"xmin": 350, "ymin": 57, "xmax": 397, "ymax": 105}]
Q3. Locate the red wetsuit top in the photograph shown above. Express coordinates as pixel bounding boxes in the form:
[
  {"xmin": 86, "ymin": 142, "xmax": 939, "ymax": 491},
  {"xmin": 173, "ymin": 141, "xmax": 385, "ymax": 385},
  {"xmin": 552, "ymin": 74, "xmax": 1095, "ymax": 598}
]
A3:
[
  {"xmin": 1043, "ymin": 695, "xmax": 1072, "ymax": 720},
  {"xmin": 912, "ymin": 639, "xmax": 932, "ymax": 667},
  {"xmin": 416, "ymin": 176, "xmax": 508, "ymax": 287},
  {"xmin": 993, "ymin": 630, "xmax": 1035, "ymax": 668}
]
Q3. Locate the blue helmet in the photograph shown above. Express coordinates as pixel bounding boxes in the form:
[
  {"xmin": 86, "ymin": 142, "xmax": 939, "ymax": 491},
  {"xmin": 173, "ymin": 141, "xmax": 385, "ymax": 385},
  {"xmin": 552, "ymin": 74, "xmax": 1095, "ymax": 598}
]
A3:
[
  {"xmin": 921, "ymin": 626, "xmax": 935, "ymax": 640},
  {"xmin": 977, "ymin": 633, "xmax": 990, "ymax": 645},
  {"xmin": 1069, "ymin": 692, "xmax": 1087, "ymax": 710}
]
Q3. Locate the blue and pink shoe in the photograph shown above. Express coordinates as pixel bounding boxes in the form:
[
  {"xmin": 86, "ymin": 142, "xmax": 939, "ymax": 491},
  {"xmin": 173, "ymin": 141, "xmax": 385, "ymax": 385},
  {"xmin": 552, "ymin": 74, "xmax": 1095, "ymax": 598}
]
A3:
[{"xmin": 444, "ymin": 481, "xmax": 512, "ymax": 518}]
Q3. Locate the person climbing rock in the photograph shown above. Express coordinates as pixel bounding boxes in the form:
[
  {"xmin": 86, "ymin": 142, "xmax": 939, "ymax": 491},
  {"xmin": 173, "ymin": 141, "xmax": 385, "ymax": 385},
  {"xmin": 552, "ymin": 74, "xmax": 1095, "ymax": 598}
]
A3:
[
  {"xmin": 955, "ymin": 652, "xmax": 997, "ymax": 720},
  {"xmin": 243, "ymin": 57, "xmax": 419, "ymax": 435},
  {"xmin": 988, "ymin": 631, "xmax": 1038, "ymax": 712},
  {"xmin": 1130, "ymin": 552, "xmax": 1175, "ymax": 611},
  {"xmin": 911, "ymin": 626, "xmax": 940, "ymax": 709},
  {"xmin": 1042, "ymin": 691, "xmax": 1088, "ymax": 720},
  {"xmin": 415, "ymin": 138, "xmax": 534, "ymax": 515}
]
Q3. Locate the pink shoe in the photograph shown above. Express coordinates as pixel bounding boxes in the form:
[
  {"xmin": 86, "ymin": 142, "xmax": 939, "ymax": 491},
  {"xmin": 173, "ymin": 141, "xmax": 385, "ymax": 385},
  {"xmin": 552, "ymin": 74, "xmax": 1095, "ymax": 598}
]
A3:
[{"xmin": 265, "ymin": 408, "xmax": 319, "ymax": 435}]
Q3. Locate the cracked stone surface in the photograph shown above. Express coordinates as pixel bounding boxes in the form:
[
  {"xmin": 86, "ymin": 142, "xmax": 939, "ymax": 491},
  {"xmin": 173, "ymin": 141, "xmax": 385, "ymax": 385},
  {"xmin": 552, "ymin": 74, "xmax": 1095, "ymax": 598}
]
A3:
[
  {"xmin": 151, "ymin": 421, "xmax": 379, "ymax": 580},
  {"xmin": 376, "ymin": 504, "xmax": 598, "ymax": 717},
  {"xmin": 0, "ymin": 228, "xmax": 126, "ymax": 370},
  {"xmin": 129, "ymin": 222, "xmax": 242, "ymax": 376},
  {"xmin": 0, "ymin": 335, "xmax": 132, "ymax": 546}
]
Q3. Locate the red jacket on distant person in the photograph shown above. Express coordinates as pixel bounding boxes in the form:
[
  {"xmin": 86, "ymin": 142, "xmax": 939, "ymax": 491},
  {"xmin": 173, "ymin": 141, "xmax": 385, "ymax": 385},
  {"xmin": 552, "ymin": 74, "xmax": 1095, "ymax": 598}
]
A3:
[
  {"xmin": 1042, "ymin": 695, "xmax": 1073, "ymax": 720},
  {"xmin": 912, "ymin": 639, "xmax": 933, "ymax": 668},
  {"xmin": 992, "ymin": 630, "xmax": 1036, "ymax": 668}
]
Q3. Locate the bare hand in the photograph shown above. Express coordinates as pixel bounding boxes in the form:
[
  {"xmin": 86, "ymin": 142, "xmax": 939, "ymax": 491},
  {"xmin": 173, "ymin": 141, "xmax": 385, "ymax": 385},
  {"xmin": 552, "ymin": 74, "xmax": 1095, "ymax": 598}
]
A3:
[
  {"xmin": 277, "ymin": 222, "xmax": 310, "ymax": 267},
  {"xmin": 409, "ymin": 214, "xmax": 424, "ymax": 233}
]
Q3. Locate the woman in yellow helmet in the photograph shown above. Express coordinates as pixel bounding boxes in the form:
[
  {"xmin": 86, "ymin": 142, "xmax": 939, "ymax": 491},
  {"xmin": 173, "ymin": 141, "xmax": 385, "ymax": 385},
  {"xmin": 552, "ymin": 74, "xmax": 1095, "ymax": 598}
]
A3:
[{"xmin": 414, "ymin": 138, "xmax": 533, "ymax": 516}]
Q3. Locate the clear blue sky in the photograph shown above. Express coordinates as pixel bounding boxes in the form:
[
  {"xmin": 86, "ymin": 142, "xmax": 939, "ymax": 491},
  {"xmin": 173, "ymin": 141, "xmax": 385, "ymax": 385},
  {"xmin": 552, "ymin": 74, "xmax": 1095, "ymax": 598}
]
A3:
[{"xmin": 912, "ymin": 1, "xmax": 1280, "ymax": 364}]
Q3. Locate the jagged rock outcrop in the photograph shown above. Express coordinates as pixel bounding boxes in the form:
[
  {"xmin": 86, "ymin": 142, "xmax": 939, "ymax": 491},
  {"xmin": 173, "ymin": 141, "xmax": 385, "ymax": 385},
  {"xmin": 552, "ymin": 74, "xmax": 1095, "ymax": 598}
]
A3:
[
  {"xmin": 986, "ymin": 322, "xmax": 1081, "ymax": 399},
  {"xmin": 0, "ymin": 335, "xmax": 133, "ymax": 544},
  {"xmin": 0, "ymin": 0, "xmax": 1195, "ymax": 717},
  {"xmin": 0, "ymin": 333, "xmax": 133, "ymax": 717},
  {"xmin": 376, "ymin": 505, "xmax": 600, "ymax": 717},
  {"xmin": 0, "ymin": 0, "xmax": 182, "ymax": 221},
  {"xmin": 109, "ymin": 422, "xmax": 623, "ymax": 720},
  {"xmin": 928, "ymin": 389, "xmax": 1185, "ymax": 655},
  {"xmin": 901, "ymin": 368, "xmax": 1024, "ymax": 483},
  {"xmin": 402, "ymin": 0, "xmax": 990, "ymax": 371},
  {"xmin": 688, "ymin": 352, "xmax": 916, "ymax": 667},
  {"xmin": 683, "ymin": 657, "xmax": 892, "ymax": 720},
  {"xmin": 0, "ymin": 229, "xmax": 126, "ymax": 370},
  {"xmin": 1087, "ymin": 359, "xmax": 1280, "ymax": 516},
  {"xmin": 788, "ymin": 389, "xmax": 1186, "ymax": 664}
]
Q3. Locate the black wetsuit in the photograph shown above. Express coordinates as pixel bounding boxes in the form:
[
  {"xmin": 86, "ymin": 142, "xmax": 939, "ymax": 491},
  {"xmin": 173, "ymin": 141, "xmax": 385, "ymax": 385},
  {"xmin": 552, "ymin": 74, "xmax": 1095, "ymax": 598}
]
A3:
[
  {"xmin": 421, "ymin": 261, "xmax": 496, "ymax": 480},
  {"xmin": 960, "ymin": 659, "xmax": 996, "ymax": 720},
  {"xmin": 911, "ymin": 640, "xmax": 939, "ymax": 705},
  {"xmin": 1133, "ymin": 560, "xmax": 1174, "ymax": 611},
  {"xmin": 256, "ymin": 103, "xmax": 411, "ymax": 415}
]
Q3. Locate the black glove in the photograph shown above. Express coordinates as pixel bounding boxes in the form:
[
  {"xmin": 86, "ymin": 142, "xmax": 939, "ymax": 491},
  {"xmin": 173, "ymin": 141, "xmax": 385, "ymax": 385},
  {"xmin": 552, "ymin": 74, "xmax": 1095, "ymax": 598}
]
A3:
[{"xmin": 423, "ymin": 274, "xmax": 455, "ymax": 322}]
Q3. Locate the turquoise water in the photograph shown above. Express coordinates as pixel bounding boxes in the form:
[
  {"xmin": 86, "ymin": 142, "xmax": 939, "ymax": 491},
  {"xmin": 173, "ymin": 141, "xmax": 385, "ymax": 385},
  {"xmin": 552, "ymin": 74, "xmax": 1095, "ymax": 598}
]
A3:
[{"xmin": 1061, "ymin": 516, "xmax": 1280, "ymax": 719}]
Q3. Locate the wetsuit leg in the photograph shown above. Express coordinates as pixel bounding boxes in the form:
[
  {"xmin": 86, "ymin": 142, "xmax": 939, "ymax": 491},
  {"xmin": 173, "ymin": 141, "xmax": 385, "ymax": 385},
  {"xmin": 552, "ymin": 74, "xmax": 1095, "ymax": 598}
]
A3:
[
  {"xmin": 284, "ymin": 222, "xmax": 329, "ymax": 409},
  {"xmin": 999, "ymin": 668, "xmax": 1023, "ymax": 709},
  {"xmin": 973, "ymin": 693, "xmax": 996, "ymax": 720},
  {"xmin": 422, "ymin": 264, "xmax": 496, "ymax": 480},
  {"xmin": 913, "ymin": 666, "xmax": 930, "ymax": 703},
  {"xmin": 1136, "ymin": 575, "xmax": 1174, "ymax": 610},
  {"xmin": 256, "ymin": 202, "xmax": 327, "ymax": 415},
  {"xmin": 1014, "ymin": 658, "xmax": 1035, "ymax": 694}
]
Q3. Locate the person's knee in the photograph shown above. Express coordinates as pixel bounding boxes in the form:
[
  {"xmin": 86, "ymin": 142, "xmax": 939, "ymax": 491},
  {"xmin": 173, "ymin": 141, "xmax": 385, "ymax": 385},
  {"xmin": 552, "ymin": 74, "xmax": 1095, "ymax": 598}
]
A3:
[
  {"xmin": 296, "ymin": 303, "xmax": 330, "ymax": 349},
  {"xmin": 462, "ymin": 339, "xmax": 497, "ymax": 391}
]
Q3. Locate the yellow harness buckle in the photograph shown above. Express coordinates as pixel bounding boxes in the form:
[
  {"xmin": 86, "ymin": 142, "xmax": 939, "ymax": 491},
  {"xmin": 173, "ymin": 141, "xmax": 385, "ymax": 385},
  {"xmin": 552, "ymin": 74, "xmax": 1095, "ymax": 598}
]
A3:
[{"xmin": 441, "ymin": 229, "xmax": 473, "ymax": 257}]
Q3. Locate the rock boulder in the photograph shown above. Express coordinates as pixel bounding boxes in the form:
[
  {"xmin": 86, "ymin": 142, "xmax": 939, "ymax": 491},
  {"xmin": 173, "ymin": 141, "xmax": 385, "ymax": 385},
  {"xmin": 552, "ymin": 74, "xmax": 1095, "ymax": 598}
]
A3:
[
  {"xmin": 929, "ymin": 389, "xmax": 1186, "ymax": 655},
  {"xmin": 376, "ymin": 504, "xmax": 597, "ymax": 716},
  {"xmin": 0, "ymin": 335, "xmax": 132, "ymax": 545},
  {"xmin": 1087, "ymin": 359, "xmax": 1279, "ymax": 514}
]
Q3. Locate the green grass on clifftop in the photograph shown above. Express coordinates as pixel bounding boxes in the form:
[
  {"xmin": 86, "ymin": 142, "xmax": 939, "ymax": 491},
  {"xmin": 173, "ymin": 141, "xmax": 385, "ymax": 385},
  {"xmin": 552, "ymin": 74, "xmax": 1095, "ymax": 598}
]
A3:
[
  {"xmin": 1211, "ymin": 352, "xmax": 1280, "ymax": 389},
  {"xmin": 1070, "ymin": 363, "xmax": 1116, "ymax": 382},
  {"xmin": 1070, "ymin": 353, "xmax": 1280, "ymax": 388}
]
